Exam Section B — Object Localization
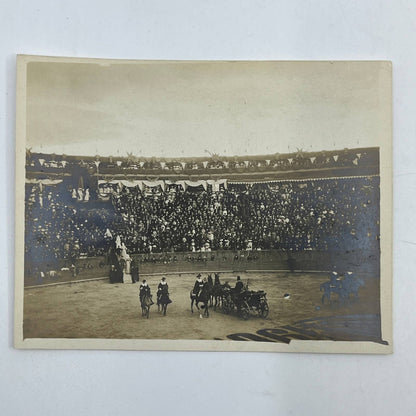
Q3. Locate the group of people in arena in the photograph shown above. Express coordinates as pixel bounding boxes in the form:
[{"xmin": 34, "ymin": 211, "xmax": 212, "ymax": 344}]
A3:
[
  {"xmin": 24, "ymin": 176, "xmax": 380, "ymax": 271},
  {"xmin": 138, "ymin": 276, "xmax": 171, "ymax": 306}
]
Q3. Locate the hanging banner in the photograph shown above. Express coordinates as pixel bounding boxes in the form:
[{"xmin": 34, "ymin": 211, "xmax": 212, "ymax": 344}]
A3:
[
  {"xmin": 118, "ymin": 180, "xmax": 144, "ymax": 189},
  {"xmin": 142, "ymin": 180, "xmax": 165, "ymax": 188},
  {"xmin": 206, "ymin": 179, "xmax": 228, "ymax": 191},
  {"xmin": 176, "ymin": 181, "xmax": 187, "ymax": 191},
  {"xmin": 184, "ymin": 180, "xmax": 207, "ymax": 190},
  {"xmin": 26, "ymin": 178, "xmax": 63, "ymax": 186}
]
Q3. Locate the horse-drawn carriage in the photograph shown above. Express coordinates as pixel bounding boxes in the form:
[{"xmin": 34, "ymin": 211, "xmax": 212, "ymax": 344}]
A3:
[
  {"xmin": 221, "ymin": 286, "xmax": 269, "ymax": 320},
  {"xmin": 190, "ymin": 274, "xmax": 269, "ymax": 320}
]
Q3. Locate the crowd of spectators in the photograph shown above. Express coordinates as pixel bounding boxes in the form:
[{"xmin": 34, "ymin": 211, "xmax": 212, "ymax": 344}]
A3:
[
  {"xmin": 112, "ymin": 177, "xmax": 380, "ymax": 254},
  {"xmin": 24, "ymin": 184, "xmax": 121, "ymax": 266},
  {"xmin": 24, "ymin": 175, "xmax": 380, "ymax": 269}
]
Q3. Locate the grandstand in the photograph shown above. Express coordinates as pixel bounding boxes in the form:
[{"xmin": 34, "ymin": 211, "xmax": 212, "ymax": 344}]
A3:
[{"xmin": 24, "ymin": 147, "xmax": 380, "ymax": 285}]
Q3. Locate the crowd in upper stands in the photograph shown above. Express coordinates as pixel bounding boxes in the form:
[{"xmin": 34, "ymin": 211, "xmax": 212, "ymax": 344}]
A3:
[
  {"xmin": 26, "ymin": 148, "xmax": 378, "ymax": 175},
  {"xmin": 24, "ymin": 176, "xmax": 380, "ymax": 268}
]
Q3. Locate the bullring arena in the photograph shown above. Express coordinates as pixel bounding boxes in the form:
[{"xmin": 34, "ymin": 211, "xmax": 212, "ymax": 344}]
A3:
[
  {"xmin": 24, "ymin": 269, "xmax": 382, "ymax": 343},
  {"xmin": 22, "ymin": 147, "xmax": 385, "ymax": 344}
]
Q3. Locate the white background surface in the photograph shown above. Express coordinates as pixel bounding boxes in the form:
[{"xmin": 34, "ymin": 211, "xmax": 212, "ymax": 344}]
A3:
[{"xmin": 0, "ymin": 1, "xmax": 413, "ymax": 415}]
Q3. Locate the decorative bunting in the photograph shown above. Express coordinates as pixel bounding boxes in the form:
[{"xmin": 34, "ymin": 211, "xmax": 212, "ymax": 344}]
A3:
[
  {"xmin": 228, "ymin": 174, "xmax": 379, "ymax": 185},
  {"xmin": 26, "ymin": 178, "xmax": 63, "ymax": 186}
]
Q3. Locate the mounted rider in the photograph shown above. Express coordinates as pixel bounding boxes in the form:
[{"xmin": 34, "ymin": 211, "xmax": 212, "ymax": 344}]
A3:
[
  {"xmin": 193, "ymin": 273, "xmax": 204, "ymax": 297},
  {"xmin": 342, "ymin": 271, "xmax": 356, "ymax": 293},
  {"xmin": 330, "ymin": 271, "xmax": 340, "ymax": 289},
  {"xmin": 158, "ymin": 276, "xmax": 168, "ymax": 291},
  {"xmin": 157, "ymin": 276, "xmax": 169, "ymax": 302},
  {"xmin": 139, "ymin": 279, "xmax": 151, "ymax": 303}
]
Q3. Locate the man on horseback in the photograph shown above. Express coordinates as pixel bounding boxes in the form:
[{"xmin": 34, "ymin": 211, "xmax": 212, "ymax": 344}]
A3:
[
  {"xmin": 157, "ymin": 276, "xmax": 171, "ymax": 315},
  {"xmin": 139, "ymin": 279, "xmax": 151, "ymax": 303},
  {"xmin": 139, "ymin": 279, "xmax": 153, "ymax": 317},
  {"xmin": 320, "ymin": 271, "xmax": 345, "ymax": 305},
  {"xmin": 190, "ymin": 274, "xmax": 211, "ymax": 317},
  {"xmin": 193, "ymin": 273, "xmax": 204, "ymax": 297},
  {"xmin": 158, "ymin": 276, "xmax": 168, "ymax": 290},
  {"xmin": 157, "ymin": 276, "xmax": 168, "ymax": 304},
  {"xmin": 330, "ymin": 271, "xmax": 340, "ymax": 289},
  {"xmin": 342, "ymin": 271, "xmax": 353, "ymax": 290},
  {"xmin": 342, "ymin": 271, "xmax": 363, "ymax": 302}
]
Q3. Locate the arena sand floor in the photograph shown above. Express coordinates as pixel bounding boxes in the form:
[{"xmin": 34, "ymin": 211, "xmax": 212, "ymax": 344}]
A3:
[{"xmin": 23, "ymin": 272, "xmax": 383, "ymax": 344}]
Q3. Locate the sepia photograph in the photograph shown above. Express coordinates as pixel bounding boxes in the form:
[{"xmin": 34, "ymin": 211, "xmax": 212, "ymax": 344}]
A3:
[{"xmin": 14, "ymin": 56, "xmax": 392, "ymax": 352}]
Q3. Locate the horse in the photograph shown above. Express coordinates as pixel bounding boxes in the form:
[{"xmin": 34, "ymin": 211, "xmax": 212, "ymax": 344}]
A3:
[
  {"xmin": 190, "ymin": 281, "xmax": 212, "ymax": 317},
  {"xmin": 320, "ymin": 280, "xmax": 347, "ymax": 305},
  {"xmin": 206, "ymin": 274, "xmax": 214, "ymax": 307},
  {"xmin": 140, "ymin": 294, "xmax": 153, "ymax": 319},
  {"xmin": 320, "ymin": 281, "xmax": 335, "ymax": 305},
  {"xmin": 320, "ymin": 275, "xmax": 364, "ymax": 306},
  {"xmin": 157, "ymin": 285, "xmax": 171, "ymax": 316},
  {"xmin": 342, "ymin": 275, "xmax": 365, "ymax": 302},
  {"xmin": 211, "ymin": 275, "xmax": 229, "ymax": 310}
]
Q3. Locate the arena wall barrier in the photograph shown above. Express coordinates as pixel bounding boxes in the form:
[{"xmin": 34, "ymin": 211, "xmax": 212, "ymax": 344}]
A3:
[
  {"xmin": 132, "ymin": 249, "xmax": 379, "ymax": 275},
  {"xmin": 24, "ymin": 249, "xmax": 379, "ymax": 287}
]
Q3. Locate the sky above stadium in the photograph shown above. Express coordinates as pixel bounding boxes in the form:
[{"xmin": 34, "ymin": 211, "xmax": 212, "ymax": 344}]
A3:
[{"xmin": 26, "ymin": 59, "xmax": 390, "ymax": 158}]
